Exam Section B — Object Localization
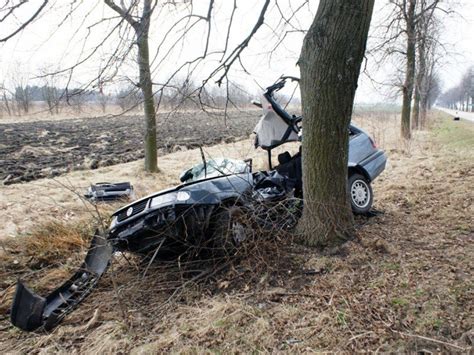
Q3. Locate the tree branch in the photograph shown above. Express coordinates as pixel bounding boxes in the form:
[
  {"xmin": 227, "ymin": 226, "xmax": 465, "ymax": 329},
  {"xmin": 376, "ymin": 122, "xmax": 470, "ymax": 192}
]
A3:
[
  {"xmin": 0, "ymin": 0, "xmax": 49, "ymax": 42},
  {"xmin": 104, "ymin": 0, "xmax": 139, "ymax": 30}
]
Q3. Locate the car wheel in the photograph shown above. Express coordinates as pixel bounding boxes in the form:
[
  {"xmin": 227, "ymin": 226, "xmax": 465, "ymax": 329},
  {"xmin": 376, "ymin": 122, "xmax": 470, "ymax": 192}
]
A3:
[
  {"xmin": 209, "ymin": 206, "xmax": 246, "ymax": 256},
  {"xmin": 348, "ymin": 173, "xmax": 373, "ymax": 214}
]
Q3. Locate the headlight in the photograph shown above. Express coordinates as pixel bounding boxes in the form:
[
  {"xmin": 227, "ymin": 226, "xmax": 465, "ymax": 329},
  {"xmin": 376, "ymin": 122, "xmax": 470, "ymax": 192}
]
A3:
[
  {"xmin": 109, "ymin": 215, "xmax": 118, "ymax": 229},
  {"xmin": 176, "ymin": 191, "xmax": 191, "ymax": 201},
  {"xmin": 150, "ymin": 193, "xmax": 177, "ymax": 208}
]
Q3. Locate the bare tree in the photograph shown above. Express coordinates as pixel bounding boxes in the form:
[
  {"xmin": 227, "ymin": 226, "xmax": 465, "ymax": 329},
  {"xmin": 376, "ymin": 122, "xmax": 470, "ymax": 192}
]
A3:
[
  {"xmin": 298, "ymin": 0, "xmax": 375, "ymax": 246},
  {"xmin": 438, "ymin": 67, "xmax": 474, "ymax": 111},
  {"xmin": 419, "ymin": 45, "xmax": 442, "ymax": 126},
  {"xmin": 13, "ymin": 84, "xmax": 30, "ymax": 114},
  {"xmin": 38, "ymin": 65, "xmax": 62, "ymax": 115},
  {"xmin": 104, "ymin": 0, "xmax": 158, "ymax": 171},
  {"xmin": 411, "ymin": 0, "xmax": 444, "ymax": 129},
  {"xmin": 97, "ymin": 93, "xmax": 109, "ymax": 113},
  {"xmin": 68, "ymin": 89, "xmax": 86, "ymax": 114},
  {"xmin": 439, "ymin": 84, "xmax": 461, "ymax": 109},
  {"xmin": 41, "ymin": 85, "xmax": 59, "ymax": 114},
  {"xmin": 400, "ymin": 0, "xmax": 418, "ymax": 139},
  {"xmin": 371, "ymin": 0, "xmax": 449, "ymax": 138},
  {"xmin": 459, "ymin": 68, "xmax": 474, "ymax": 112},
  {"xmin": 0, "ymin": 85, "xmax": 12, "ymax": 116},
  {"xmin": 0, "ymin": 0, "xmax": 284, "ymax": 172},
  {"xmin": 116, "ymin": 86, "xmax": 142, "ymax": 111}
]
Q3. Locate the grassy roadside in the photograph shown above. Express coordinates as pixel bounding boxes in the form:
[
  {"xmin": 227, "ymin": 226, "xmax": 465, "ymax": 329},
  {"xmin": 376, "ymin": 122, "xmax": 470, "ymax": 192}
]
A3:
[
  {"xmin": 432, "ymin": 112, "xmax": 474, "ymax": 148},
  {"xmin": 0, "ymin": 113, "xmax": 472, "ymax": 353}
]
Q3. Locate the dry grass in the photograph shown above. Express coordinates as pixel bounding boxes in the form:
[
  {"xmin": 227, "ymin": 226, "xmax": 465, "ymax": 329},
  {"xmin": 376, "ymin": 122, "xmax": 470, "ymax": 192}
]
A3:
[
  {"xmin": 0, "ymin": 110, "xmax": 472, "ymax": 352},
  {"xmin": 0, "ymin": 132, "xmax": 297, "ymax": 239},
  {"xmin": 15, "ymin": 221, "xmax": 93, "ymax": 262},
  {"xmin": 0, "ymin": 219, "xmax": 96, "ymax": 316}
]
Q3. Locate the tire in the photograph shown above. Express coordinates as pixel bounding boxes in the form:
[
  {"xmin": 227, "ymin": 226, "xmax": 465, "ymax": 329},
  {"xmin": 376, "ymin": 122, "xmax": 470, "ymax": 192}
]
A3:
[
  {"xmin": 348, "ymin": 173, "xmax": 373, "ymax": 214},
  {"xmin": 209, "ymin": 206, "xmax": 245, "ymax": 256}
]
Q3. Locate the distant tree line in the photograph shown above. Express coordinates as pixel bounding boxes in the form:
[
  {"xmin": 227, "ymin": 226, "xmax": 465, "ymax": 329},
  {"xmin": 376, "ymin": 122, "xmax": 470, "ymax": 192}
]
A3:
[
  {"xmin": 0, "ymin": 84, "xmax": 106, "ymax": 116},
  {"xmin": 0, "ymin": 79, "xmax": 255, "ymax": 117},
  {"xmin": 438, "ymin": 67, "xmax": 474, "ymax": 112},
  {"xmin": 372, "ymin": 0, "xmax": 450, "ymax": 136}
]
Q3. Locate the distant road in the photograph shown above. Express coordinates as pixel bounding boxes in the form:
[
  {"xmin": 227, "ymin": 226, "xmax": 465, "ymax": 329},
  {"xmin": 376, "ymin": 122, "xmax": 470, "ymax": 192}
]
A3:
[{"xmin": 437, "ymin": 107, "xmax": 474, "ymax": 123}]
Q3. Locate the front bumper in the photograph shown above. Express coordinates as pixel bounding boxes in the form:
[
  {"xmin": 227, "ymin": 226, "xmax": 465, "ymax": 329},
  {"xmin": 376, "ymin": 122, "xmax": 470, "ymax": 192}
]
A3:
[
  {"xmin": 10, "ymin": 233, "xmax": 113, "ymax": 331},
  {"xmin": 109, "ymin": 204, "xmax": 216, "ymax": 256}
]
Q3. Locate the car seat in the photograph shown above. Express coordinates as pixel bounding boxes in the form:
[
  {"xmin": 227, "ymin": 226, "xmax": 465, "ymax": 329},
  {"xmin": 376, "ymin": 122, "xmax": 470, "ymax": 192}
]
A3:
[{"xmin": 275, "ymin": 151, "xmax": 302, "ymax": 197}]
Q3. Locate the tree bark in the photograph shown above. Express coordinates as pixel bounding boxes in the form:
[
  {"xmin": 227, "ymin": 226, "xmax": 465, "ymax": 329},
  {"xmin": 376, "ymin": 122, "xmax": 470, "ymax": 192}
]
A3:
[
  {"xmin": 412, "ymin": 32, "xmax": 425, "ymax": 130},
  {"xmin": 105, "ymin": 0, "xmax": 158, "ymax": 172},
  {"xmin": 420, "ymin": 95, "xmax": 428, "ymax": 128},
  {"xmin": 137, "ymin": 25, "xmax": 158, "ymax": 172},
  {"xmin": 412, "ymin": 83, "xmax": 420, "ymax": 130},
  {"xmin": 298, "ymin": 0, "xmax": 375, "ymax": 247},
  {"xmin": 419, "ymin": 42, "xmax": 432, "ymax": 127},
  {"xmin": 138, "ymin": 1, "xmax": 158, "ymax": 172},
  {"xmin": 401, "ymin": 0, "xmax": 417, "ymax": 140}
]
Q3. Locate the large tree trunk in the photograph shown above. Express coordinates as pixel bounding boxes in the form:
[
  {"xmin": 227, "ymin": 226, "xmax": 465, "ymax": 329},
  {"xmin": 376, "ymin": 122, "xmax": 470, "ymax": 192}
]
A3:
[
  {"xmin": 412, "ymin": 83, "xmax": 420, "ymax": 130},
  {"xmin": 137, "ymin": 3, "xmax": 158, "ymax": 172},
  {"xmin": 105, "ymin": 0, "xmax": 158, "ymax": 173},
  {"xmin": 413, "ymin": 31, "xmax": 434, "ymax": 129},
  {"xmin": 298, "ymin": 0, "xmax": 375, "ymax": 247},
  {"xmin": 401, "ymin": 0, "xmax": 417, "ymax": 140},
  {"xmin": 412, "ymin": 34, "xmax": 425, "ymax": 130},
  {"xmin": 420, "ymin": 95, "xmax": 428, "ymax": 128},
  {"xmin": 412, "ymin": 31, "xmax": 421, "ymax": 131}
]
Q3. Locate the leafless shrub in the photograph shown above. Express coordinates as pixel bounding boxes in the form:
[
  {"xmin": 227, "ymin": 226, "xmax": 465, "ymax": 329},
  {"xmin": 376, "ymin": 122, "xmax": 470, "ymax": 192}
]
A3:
[
  {"xmin": 67, "ymin": 89, "xmax": 87, "ymax": 114},
  {"xmin": 13, "ymin": 85, "xmax": 30, "ymax": 115},
  {"xmin": 98, "ymin": 93, "xmax": 110, "ymax": 113},
  {"xmin": 0, "ymin": 85, "xmax": 12, "ymax": 117},
  {"xmin": 127, "ymin": 195, "xmax": 303, "ymax": 316},
  {"xmin": 116, "ymin": 86, "xmax": 143, "ymax": 111},
  {"xmin": 41, "ymin": 86, "xmax": 61, "ymax": 115}
]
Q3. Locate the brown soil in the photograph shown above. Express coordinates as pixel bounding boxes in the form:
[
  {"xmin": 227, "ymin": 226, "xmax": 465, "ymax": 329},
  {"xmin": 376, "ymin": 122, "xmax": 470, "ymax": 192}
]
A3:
[
  {"xmin": 0, "ymin": 111, "xmax": 472, "ymax": 352},
  {"xmin": 0, "ymin": 109, "xmax": 259, "ymax": 184}
]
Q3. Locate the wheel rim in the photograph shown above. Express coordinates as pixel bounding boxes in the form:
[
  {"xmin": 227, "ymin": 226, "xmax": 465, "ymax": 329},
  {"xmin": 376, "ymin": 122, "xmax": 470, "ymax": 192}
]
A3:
[
  {"xmin": 231, "ymin": 220, "xmax": 246, "ymax": 243},
  {"xmin": 351, "ymin": 179, "xmax": 370, "ymax": 208}
]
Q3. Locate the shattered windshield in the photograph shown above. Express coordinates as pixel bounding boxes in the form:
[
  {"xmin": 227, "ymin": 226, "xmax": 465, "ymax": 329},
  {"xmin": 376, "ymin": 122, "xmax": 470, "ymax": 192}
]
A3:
[{"xmin": 181, "ymin": 158, "xmax": 251, "ymax": 183}]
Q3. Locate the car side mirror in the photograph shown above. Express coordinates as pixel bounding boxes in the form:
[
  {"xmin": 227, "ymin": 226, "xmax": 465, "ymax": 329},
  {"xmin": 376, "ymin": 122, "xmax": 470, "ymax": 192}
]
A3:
[{"xmin": 179, "ymin": 169, "xmax": 193, "ymax": 183}]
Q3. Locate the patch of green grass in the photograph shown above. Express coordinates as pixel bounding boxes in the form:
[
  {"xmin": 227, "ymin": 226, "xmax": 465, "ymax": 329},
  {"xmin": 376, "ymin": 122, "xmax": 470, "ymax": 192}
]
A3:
[
  {"xmin": 213, "ymin": 319, "xmax": 228, "ymax": 328},
  {"xmin": 336, "ymin": 310, "xmax": 347, "ymax": 327},
  {"xmin": 415, "ymin": 311, "xmax": 445, "ymax": 333},
  {"xmin": 391, "ymin": 297, "xmax": 409, "ymax": 307},
  {"xmin": 432, "ymin": 318, "xmax": 443, "ymax": 331},
  {"xmin": 415, "ymin": 288, "xmax": 424, "ymax": 297},
  {"xmin": 383, "ymin": 262, "xmax": 400, "ymax": 271},
  {"xmin": 455, "ymin": 224, "xmax": 472, "ymax": 233},
  {"xmin": 432, "ymin": 112, "xmax": 474, "ymax": 149},
  {"xmin": 354, "ymin": 103, "xmax": 402, "ymax": 114}
]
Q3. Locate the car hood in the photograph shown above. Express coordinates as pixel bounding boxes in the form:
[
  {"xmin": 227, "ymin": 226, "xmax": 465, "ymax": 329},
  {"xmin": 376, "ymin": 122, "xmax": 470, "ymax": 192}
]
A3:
[{"xmin": 112, "ymin": 172, "xmax": 254, "ymax": 217}]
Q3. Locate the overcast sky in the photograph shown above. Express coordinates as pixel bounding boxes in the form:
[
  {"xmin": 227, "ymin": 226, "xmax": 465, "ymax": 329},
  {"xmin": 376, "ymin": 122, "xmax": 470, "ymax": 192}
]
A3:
[{"xmin": 1, "ymin": 0, "xmax": 473, "ymax": 104}]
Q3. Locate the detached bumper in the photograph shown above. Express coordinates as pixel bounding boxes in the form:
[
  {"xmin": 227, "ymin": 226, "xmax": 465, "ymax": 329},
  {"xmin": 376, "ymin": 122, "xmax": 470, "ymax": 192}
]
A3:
[{"xmin": 10, "ymin": 233, "xmax": 113, "ymax": 331}]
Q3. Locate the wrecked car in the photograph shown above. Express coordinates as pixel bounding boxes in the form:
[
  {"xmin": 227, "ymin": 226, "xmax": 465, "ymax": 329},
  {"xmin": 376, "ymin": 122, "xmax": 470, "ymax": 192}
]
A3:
[{"xmin": 11, "ymin": 76, "xmax": 386, "ymax": 331}]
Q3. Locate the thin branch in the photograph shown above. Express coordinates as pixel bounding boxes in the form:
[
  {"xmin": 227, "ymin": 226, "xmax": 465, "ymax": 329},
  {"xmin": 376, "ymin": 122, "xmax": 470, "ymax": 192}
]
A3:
[{"xmin": 0, "ymin": 0, "xmax": 49, "ymax": 42}]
